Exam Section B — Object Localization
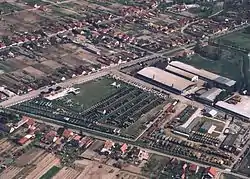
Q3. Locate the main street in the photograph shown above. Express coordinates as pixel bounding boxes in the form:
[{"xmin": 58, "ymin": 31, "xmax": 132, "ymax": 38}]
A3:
[{"xmin": 0, "ymin": 42, "xmax": 194, "ymax": 108}]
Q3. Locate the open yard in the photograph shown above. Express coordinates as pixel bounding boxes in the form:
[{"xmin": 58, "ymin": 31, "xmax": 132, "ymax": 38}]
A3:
[{"xmin": 58, "ymin": 77, "xmax": 123, "ymax": 110}]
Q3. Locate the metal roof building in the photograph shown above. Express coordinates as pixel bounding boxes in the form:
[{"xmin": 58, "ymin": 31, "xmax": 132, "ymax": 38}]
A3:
[
  {"xmin": 137, "ymin": 67, "xmax": 196, "ymax": 94},
  {"xmin": 216, "ymin": 101, "xmax": 250, "ymax": 120},
  {"xmin": 169, "ymin": 61, "xmax": 236, "ymax": 88},
  {"xmin": 165, "ymin": 65, "xmax": 198, "ymax": 81},
  {"xmin": 198, "ymin": 88, "xmax": 223, "ymax": 104}
]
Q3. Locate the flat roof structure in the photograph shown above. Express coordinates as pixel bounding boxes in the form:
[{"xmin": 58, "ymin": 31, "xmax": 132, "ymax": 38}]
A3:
[
  {"xmin": 216, "ymin": 96, "xmax": 250, "ymax": 120},
  {"xmin": 169, "ymin": 61, "xmax": 236, "ymax": 87},
  {"xmin": 137, "ymin": 67, "xmax": 195, "ymax": 93},
  {"xmin": 165, "ymin": 65, "xmax": 197, "ymax": 80},
  {"xmin": 198, "ymin": 88, "xmax": 223, "ymax": 103}
]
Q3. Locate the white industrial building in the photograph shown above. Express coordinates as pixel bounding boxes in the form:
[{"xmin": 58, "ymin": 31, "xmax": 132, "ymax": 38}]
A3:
[
  {"xmin": 137, "ymin": 67, "xmax": 196, "ymax": 94},
  {"xmin": 169, "ymin": 61, "xmax": 236, "ymax": 89}
]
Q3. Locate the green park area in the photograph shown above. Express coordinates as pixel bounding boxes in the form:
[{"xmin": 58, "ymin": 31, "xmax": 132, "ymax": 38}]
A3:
[{"xmin": 57, "ymin": 77, "xmax": 123, "ymax": 111}]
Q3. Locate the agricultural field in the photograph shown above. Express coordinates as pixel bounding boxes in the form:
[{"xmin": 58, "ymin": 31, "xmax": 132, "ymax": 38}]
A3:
[
  {"xmin": 58, "ymin": 77, "xmax": 123, "ymax": 111},
  {"xmin": 21, "ymin": 0, "xmax": 50, "ymax": 6},
  {"xmin": 40, "ymin": 166, "xmax": 61, "ymax": 179},
  {"xmin": 10, "ymin": 76, "xmax": 166, "ymax": 139}
]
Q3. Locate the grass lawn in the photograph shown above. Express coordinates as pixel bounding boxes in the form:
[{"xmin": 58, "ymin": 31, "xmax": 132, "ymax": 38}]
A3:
[
  {"xmin": 179, "ymin": 54, "xmax": 243, "ymax": 81},
  {"xmin": 40, "ymin": 166, "xmax": 61, "ymax": 179},
  {"xmin": 56, "ymin": 77, "xmax": 123, "ymax": 111},
  {"xmin": 217, "ymin": 30, "xmax": 250, "ymax": 50}
]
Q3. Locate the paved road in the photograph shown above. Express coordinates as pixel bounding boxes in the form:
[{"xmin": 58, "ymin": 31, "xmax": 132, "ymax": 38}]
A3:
[{"xmin": 0, "ymin": 70, "xmax": 110, "ymax": 108}]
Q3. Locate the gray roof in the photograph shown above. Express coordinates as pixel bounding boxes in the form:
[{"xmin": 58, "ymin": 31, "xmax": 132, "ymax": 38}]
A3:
[
  {"xmin": 216, "ymin": 101, "xmax": 250, "ymax": 119},
  {"xmin": 165, "ymin": 65, "xmax": 197, "ymax": 80},
  {"xmin": 221, "ymin": 134, "xmax": 238, "ymax": 147},
  {"xmin": 169, "ymin": 61, "xmax": 236, "ymax": 87},
  {"xmin": 199, "ymin": 88, "xmax": 223, "ymax": 102},
  {"xmin": 214, "ymin": 76, "xmax": 236, "ymax": 87},
  {"xmin": 200, "ymin": 121, "xmax": 213, "ymax": 131}
]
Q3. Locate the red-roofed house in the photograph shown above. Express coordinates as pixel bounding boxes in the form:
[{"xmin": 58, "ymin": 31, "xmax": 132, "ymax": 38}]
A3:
[
  {"xmin": 18, "ymin": 137, "xmax": 29, "ymax": 145},
  {"xmin": 73, "ymin": 135, "xmax": 82, "ymax": 141},
  {"xmin": 189, "ymin": 164, "xmax": 199, "ymax": 174},
  {"xmin": 63, "ymin": 129, "xmax": 73, "ymax": 138},
  {"xmin": 25, "ymin": 118, "xmax": 35, "ymax": 129},
  {"xmin": 203, "ymin": 167, "xmax": 217, "ymax": 179},
  {"xmin": 120, "ymin": 143, "xmax": 128, "ymax": 154},
  {"xmin": 101, "ymin": 140, "xmax": 114, "ymax": 154}
]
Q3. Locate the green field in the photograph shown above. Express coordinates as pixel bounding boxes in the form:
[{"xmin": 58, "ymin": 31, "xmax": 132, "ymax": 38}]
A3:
[
  {"xmin": 40, "ymin": 166, "xmax": 61, "ymax": 179},
  {"xmin": 179, "ymin": 53, "xmax": 243, "ymax": 81},
  {"xmin": 217, "ymin": 29, "xmax": 250, "ymax": 51},
  {"xmin": 56, "ymin": 77, "xmax": 124, "ymax": 111}
]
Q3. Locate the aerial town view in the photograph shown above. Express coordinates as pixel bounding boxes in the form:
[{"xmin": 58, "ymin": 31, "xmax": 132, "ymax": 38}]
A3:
[{"xmin": 0, "ymin": 0, "xmax": 250, "ymax": 179}]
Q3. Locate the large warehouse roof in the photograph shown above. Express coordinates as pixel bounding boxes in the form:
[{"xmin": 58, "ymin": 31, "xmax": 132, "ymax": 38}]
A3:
[
  {"xmin": 216, "ymin": 101, "xmax": 250, "ymax": 119},
  {"xmin": 169, "ymin": 61, "xmax": 236, "ymax": 87},
  {"xmin": 165, "ymin": 65, "xmax": 197, "ymax": 80},
  {"xmin": 137, "ymin": 67, "xmax": 195, "ymax": 92}
]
